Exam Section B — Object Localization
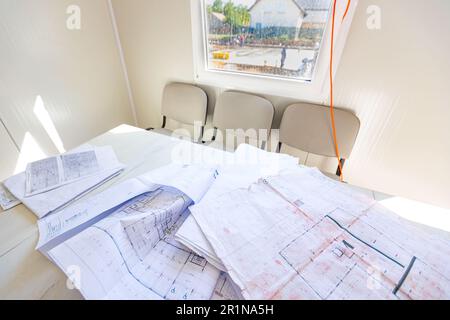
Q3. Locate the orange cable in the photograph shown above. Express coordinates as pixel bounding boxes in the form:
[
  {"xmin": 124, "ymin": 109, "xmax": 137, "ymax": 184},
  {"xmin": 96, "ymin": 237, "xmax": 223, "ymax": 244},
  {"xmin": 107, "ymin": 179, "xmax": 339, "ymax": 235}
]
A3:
[
  {"xmin": 342, "ymin": 0, "xmax": 351, "ymax": 22},
  {"xmin": 330, "ymin": 0, "xmax": 351, "ymax": 182}
]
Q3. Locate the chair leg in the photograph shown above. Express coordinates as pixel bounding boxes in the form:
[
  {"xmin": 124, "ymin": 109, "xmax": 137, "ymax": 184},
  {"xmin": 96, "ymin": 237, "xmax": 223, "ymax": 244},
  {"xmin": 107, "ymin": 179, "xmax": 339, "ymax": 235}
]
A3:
[
  {"xmin": 147, "ymin": 115, "xmax": 166, "ymax": 131},
  {"xmin": 260, "ymin": 141, "xmax": 267, "ymax": 150},
  {"xmin": 336, "ymin": 159, "xmax": 346, "ymax": 177},
  {"xmin": 198, "ymin": 126, "xmax": 205, "ymax": 144},
  {"xmin": 202, "ymin": 127, "xmax": 217, "ymax": 144},
  {"xmin": 276, "ymin": 142, "xmax": 282, "ymax": 153}
]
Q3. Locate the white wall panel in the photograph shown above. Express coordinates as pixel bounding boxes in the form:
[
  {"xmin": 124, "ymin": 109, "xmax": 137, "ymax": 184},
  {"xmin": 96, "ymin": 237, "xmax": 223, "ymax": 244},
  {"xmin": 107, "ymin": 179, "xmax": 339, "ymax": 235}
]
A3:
[
  {"xmin": 334, "ymin": 0, "xmax": 450, "ymax": 209},
  {"xmin": 0, "ymin": 120, "xmax": 19, "ymax": 181},
  {"xmin": 0, "ymin": 0, "xmax": 134, "ymax": 172}
]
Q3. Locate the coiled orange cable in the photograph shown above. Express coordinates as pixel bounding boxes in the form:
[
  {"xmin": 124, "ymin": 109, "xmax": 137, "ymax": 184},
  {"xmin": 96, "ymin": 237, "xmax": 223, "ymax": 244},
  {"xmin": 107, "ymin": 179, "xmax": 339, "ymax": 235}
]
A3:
[{"xmin": 330, "ymin": 0, "xmax": 351, "ymax": 182}]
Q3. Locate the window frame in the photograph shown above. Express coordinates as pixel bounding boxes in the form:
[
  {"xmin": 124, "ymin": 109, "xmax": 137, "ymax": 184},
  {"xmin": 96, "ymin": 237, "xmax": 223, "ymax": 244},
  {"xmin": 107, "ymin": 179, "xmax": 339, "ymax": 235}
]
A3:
[{"xmin": 190, "ymin": 0, "xmax": 358, "ymax": 102}]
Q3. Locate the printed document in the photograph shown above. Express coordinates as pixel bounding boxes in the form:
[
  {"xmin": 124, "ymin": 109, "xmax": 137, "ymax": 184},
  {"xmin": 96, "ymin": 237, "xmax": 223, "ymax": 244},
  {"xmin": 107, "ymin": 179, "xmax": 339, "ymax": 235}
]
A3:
[
  {"xmin": 0, "ymin": 182, "xmax": 21, "ymax": 210},
  {"xmin": 4, "ymin": 145, "xmax": 125, "ymax": 218},
  {"xmin": 175, "ymin": 144, "xmax": 300, "ymax": 270},
  {"xmin": 191, "ymin": 167, "xmax": 450, "ymax": 299},
  {"xmin": 25, "ymin": 148, "xmax": 110, "ymax": 196},
  {"xmin": 37, "ymin": 164, "xmax": 218, "ymax": 250},
  {"xmin": 46, "ymin": 165, "xmax": 221, "ymax": 300}
]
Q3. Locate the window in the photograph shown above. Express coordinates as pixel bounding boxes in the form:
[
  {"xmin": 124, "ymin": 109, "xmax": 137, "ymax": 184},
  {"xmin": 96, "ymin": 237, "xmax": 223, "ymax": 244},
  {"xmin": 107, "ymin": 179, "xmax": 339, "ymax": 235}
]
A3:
[
  {"xmin": 191, "ymin": 0, "xmax": 357, "ymax": 100},
  {"xmin": 204, "ymin": 0, "xmax": 332, "ymax": 81}
]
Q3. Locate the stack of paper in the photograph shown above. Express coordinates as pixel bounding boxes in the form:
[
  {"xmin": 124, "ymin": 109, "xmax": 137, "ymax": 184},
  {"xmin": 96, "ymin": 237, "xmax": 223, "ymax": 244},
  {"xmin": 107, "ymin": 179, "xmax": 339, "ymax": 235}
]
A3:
[
  {"xmin": 3, "ymin": 145, "xmax": 125, "ymax": 218},
  {"xmin": 38, "ymin": 146, "xmax": 298, "ymax": 300},
  {"xmin": 177, "ymin": 155, "xmax": 450, "ymax": 300},
  {"xmin": 0, "ymin": 183, "xmax": 20, "ymax": 210},
  {"xmin": 36, "ymin": 163, "xmax": 218, "ymax": 251},
  {"xmin": 175, "ymin": 144, "xmax": 300, "ymax": 272},
  {"xmin": 43, "ymin": 164, "xmax": 223, "ymax": 300},
  {"xmin": 25, "ymin": 148, "xmax": 102, "ymax": 196},
  {"xmin": 27, "ymin": 142, "xmax": 450, "ymax": 300}
]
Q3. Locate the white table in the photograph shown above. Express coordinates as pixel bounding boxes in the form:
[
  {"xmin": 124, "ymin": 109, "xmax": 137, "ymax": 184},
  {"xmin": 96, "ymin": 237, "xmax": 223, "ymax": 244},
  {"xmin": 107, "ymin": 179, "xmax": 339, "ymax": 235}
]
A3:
[{"xmin": 0, "ymin": 124, "xmax": 387, "ymax": 300}]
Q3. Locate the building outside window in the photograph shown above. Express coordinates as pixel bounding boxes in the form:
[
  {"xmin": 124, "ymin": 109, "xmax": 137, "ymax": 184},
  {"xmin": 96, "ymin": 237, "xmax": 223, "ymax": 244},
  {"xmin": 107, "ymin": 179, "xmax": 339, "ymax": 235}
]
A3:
[{"xmin": 204, "ymin": 0, "xmax": 333, "ymax": 82}]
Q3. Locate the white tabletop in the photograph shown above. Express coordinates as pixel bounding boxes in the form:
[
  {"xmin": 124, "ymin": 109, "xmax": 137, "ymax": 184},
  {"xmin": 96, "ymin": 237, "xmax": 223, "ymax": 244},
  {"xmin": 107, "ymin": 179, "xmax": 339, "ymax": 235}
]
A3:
[{"xmin": 0, "ymin": 124, "xmax": 385, "ymax": 300}]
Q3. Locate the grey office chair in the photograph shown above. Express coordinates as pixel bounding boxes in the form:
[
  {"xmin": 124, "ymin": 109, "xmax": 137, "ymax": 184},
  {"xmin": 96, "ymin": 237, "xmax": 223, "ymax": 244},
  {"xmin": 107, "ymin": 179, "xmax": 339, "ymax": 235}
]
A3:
[
  {"xmin": 210, "ymin": 91, "xmax": 274, "ymax": 150},
  {"xmin": 278, "ymin": 103, "xmax": 360, "ymax": 177},
  {"xmin": 149, "ymin": 83, "xmax": 208, "ymax": 142}
]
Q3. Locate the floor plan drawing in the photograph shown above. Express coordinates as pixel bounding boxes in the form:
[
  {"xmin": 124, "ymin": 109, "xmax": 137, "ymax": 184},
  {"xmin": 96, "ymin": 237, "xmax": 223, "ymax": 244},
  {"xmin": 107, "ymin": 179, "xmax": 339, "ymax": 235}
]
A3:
[
  {"xmin": 211, "ymin": 272, "xmax": 244, "ymax": 300},
  {"xmin": 48, "ymin": 187, "xmax": 221, "ymax": 300},
  {"xmin": 191, "ymin": 167, "xmax": 450, "ymax": 300},
  {"xmin": 121, "ymin": 189, "xmax": 188, "ymax": 260},
  {"xmin": 27, "ymin": 157, "xmax": 60, "ymax": 194},
  {"xmin": 61, "ymin": 150, "xmax": 99, "ymax": 181}
]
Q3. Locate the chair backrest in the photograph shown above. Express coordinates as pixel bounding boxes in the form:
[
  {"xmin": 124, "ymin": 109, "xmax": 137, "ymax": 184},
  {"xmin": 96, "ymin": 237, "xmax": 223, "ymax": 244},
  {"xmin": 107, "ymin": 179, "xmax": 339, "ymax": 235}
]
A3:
[
  {"xmin": 161, "ymin": 83, "xmax": 208, "ymax": 126},
  {"xmin": 213, "ymin": 91, "xmax": 274, "ymax": 139},
  {"xmin": 279, "ymin": 103, "xmax": 360, "ymax": 159}
]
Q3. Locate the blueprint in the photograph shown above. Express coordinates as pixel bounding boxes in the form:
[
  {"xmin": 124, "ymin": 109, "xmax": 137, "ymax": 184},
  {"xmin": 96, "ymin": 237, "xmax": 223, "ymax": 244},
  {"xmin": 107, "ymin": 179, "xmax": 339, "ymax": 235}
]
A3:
[
  {"xmin": 191, "ymin": 166, "xmax": 450, "ymax": 300},
  {"xmin": 61, "ymin": 150, "xmax": 100, "ymax": 181},
  {"xmin": 36, "ymin": 178, "xmax": 155, "ymax": 250},
  {"xmin": 175, "ymin": 143, "xmax": 300, "ymax": 269},
  {"xmin": 211, "ymin": 272, "xmax": 244, "ymax": 300},
  {"xmin": 37, "ymin": 164, "xmax": 219, "ymax": 250},
  {"xmin": 0, "ymin": 182, "xmax": 20, "ymax": 210},
  {"xmin": 48, "ymin": 188, "xmax": 221, "ymax": 300},
  {"xmin": 26, "ymin": 156, "xmax": 61, "ymax": 195},
  {"xmin": 5, "ymin": 145, "xmax": 125, "ymax": 218},
  {"xmin": 0, "ymin": 183, "xmax": 20, "ymax": 210},
  {"xmin": 25, "ymin": 149, "xmax": 102, "ymax": 196}
]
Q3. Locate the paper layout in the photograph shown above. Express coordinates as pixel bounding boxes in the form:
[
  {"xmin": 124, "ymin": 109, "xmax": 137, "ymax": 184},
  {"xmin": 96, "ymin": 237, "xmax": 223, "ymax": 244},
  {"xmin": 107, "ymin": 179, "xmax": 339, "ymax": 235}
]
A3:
[
  {"xmin": 48, "ymin": 187, "xmax": 221, "ymax": 300},
  {"xmin": 0, "ymin": 182, "xmax": 21, "ymax": 210},
  {"xmin": 191, "ymin": 167, "xmax": 450, "ymax": 300},
  {"xmin": 36, "ymin": 178, "xmax": 155, "ymax": 250},
  {"xmin": 4, "ymin": 146, "xmax": 125, "ymax": 218},
  {"xmin": 26, "ymin": 156, "xmax": 61, "ymax": 196},
  {"xmin": 25, "ymin": 149, "xmax": 102, "ymax": 196},
  {"xmin": 175, "ymin": 144, "xmax": 300, "ymax": 269},
  {"xmin": 138, "ymin": 164, "xmax": 218, "ymax": 204},
  {"xmin": 176, "ymin": 217, "xmax": 226, "ymax": 271},
  {"xmin": 37, "ymin": 164, "xmax": 218, "ymax": 250},
  {"xmin": 211, "ymin": 272, "xmax": 244, "ymax": 300}
]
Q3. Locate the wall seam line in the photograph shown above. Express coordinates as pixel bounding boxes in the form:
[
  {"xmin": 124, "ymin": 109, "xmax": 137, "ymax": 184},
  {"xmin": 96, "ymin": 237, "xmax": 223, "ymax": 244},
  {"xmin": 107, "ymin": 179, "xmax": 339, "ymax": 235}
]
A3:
[
  {"xmin": 0, "ymin": 116, "xmax": 20, "ymax": 152},
  {"xmin": 107, "ymin": 0, "xmax": 139, "ymax": 126}
]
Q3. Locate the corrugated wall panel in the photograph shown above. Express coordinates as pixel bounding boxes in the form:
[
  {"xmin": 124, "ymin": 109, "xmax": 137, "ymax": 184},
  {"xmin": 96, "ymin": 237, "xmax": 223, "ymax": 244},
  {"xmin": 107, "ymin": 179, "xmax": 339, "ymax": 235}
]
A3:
[{"xmin": 0, "ymin": 0, "xmax": 134, "ymax": 175}]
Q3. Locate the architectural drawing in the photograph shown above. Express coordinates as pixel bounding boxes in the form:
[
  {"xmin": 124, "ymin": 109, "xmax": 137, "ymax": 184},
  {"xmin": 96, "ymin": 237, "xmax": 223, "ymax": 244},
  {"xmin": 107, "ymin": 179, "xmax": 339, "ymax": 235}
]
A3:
[
  {"xmin": 61, "ymin": 150, "xmax": 99, "ymax": 181},
  {"xmin": 49, "ymin": 187, "xmax": 221, "ymax": 300},
  {"xmin": 191, "ymin": 167, "xmax": 450, "ymax": 300},
  {"xmin": 0, "ymin": 182, "xmax": 20, "ymax": 210},
  {"xmin": 27, "ymin": 157, "xmax": 60, "ymax": 194},
  {"xmin": 211, "ymin": 272, "xmax": 244, "ymax": 300}
]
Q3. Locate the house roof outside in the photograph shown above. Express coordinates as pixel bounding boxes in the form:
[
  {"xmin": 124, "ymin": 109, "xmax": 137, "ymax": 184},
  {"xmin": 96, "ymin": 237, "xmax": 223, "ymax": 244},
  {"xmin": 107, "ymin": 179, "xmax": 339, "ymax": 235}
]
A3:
[
  {"xmin": 210, "ymin": 11, "xmax": 226, "ymax": 22},
  {"xmin": 248, "ymin": 0, "xmax": 332, "ymax": 19},
  {"xmin": 295, "ymin": 0, "xmax": 331, "ymax": 11},
  {"xmin": 303, "ymin": 9, "xmax": 330, "ymax": 24},
  {"xmin": 249, "ymin": 0, "xmax": 306, "ymax": 17},
  {"xmin": 298, "ymin": 0, "xmax": 331, "ymax": 24}
]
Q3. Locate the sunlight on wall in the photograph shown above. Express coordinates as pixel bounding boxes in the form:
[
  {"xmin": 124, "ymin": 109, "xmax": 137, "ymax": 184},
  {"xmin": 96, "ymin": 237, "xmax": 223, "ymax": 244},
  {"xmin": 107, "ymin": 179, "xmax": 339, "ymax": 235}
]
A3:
[
  {"xmin": 380, "ymin": 197, "xmax": 450, "ymax": 233},
  {"xmin": 33, "ymin": 95, "xmax": 66, "ymax": 153},
  {"xmin": 14, "ymin": 132, "xmax": 47, "ymax": 174}
]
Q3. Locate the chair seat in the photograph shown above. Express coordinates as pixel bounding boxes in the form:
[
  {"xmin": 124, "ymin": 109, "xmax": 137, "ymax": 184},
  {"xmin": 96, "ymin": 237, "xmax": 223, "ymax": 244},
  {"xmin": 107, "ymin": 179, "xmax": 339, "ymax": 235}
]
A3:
[
  {"xmin": 152, "ymin": 127, "xmax": 202, "ymax": 143},
  {"xmin": 152, "ymin": 127, "xmax": 173, "ymax": 137}
]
